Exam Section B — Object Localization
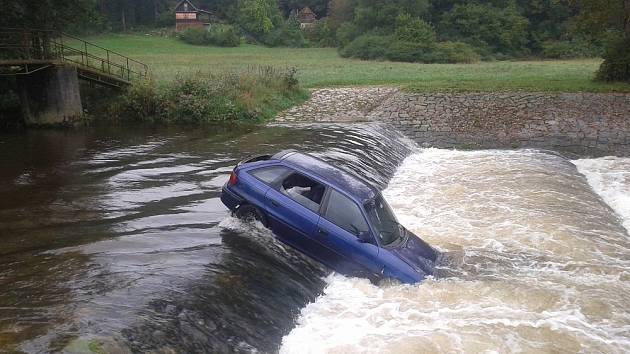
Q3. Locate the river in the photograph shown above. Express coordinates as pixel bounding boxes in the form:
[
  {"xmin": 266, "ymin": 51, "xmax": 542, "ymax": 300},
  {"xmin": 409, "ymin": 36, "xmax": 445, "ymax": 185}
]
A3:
[{"xmin": 0, "ymin": 123, "xmax": 628, "ymax": 353}]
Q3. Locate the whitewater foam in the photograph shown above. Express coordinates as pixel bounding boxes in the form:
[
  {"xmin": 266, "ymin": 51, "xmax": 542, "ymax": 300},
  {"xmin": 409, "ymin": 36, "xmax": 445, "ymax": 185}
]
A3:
[
  {"xmin": 281, "ymin": 149, "xmax": 630, "ymax": 354},
  {"xmin": 573, "ymin": 157, "xmax": 630, "ymax": 233}
]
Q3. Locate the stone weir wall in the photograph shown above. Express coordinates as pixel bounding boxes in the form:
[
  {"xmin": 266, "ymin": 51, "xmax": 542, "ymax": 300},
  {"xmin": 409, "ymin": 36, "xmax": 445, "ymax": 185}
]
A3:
[{"xmin": 369, "ymin": 92, "xmax": 630, "ymax": 156}]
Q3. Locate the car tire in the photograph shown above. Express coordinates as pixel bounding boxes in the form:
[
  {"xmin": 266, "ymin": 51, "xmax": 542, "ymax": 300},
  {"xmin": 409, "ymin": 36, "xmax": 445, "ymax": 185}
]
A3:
[{"xmin": 235, "ymin": 204, "xmax": 268, "ymax": 227}]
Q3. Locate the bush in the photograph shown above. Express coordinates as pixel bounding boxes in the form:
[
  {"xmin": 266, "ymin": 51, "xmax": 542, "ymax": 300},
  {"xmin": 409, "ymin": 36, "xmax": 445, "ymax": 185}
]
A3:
[
  {"xmin": 261, "ymin": 14, "xmax": 306, "ymax": 47},
  {"xmin": 156, "ymin": 10, "xmax": 176, "ymax": 27},
  {"xmin": 597, "ymin": 35, "xmax": 630, "ymax": 82},
  {"xmin": 433, "ymin": 41, "xmax": 481, "ymax": 63},
  {"xmin": 339, "ymin": 35, "xmax": 393, "ymax": 60},
  {"xmin": 541, "ymin": 39, "xmax": 601, "ymax": 59},
  {"xmin": 178, "ymin": 26, "xmax": 240, "ymax": 47},
  {"xmin": 438, "ymin": 3, "xmax": 529, "ymax": 58},
  {"xmin": 385, "ymin": 40, "xmax": 435, "ymax": 62},
  {"xmin": 109, "ymin": 66, "xmax": 307, "ymax": 123},
  {"xmin": 178, "ymin": 28, "xmax": 207, "ymax": 46},
  {"xmin": 207, "ymin": 24, "xmax": 240, "ymax": 47},
  {"xmin": 236, "ymin": 0, "xmax": 283, "ymax": 37},
  {"xmin": 162, "ymin": 75, "xmax": 244, "ymax": 122},
  {"xmin": 395, "ymin": 14, "xmax": 435, "ymax": 44},
  {"xmin": 116, "ymin": 80, "xmax": 164, "ymax": 121},
  {"xmin": 336, "ymin": 22, "xmax": 360, "ymax": 46},
  {"xmin": 262, "ymin": 28, "xmax": 306, "ymax": 47},
  {"xmin": 304, "ymin": 18, "xmax": 338, "ymax": 47},
  {"xmin": 341, "ymin": 34, "xmax": 482, "ymax": 64}
]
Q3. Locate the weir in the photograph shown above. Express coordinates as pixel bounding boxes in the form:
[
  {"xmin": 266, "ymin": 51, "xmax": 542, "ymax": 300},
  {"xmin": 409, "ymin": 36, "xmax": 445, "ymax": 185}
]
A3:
[
  {"xmin": 0, "ymin": 123, "xmax": 629, "ymax": 352},
  {"xmin": 0, "ymin": 29, "xmax": 148, "ymax": 125}
]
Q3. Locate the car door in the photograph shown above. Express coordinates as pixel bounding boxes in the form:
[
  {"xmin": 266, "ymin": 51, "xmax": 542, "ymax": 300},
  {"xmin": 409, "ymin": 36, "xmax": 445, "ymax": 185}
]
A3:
[
  {"xmin": 316, "ymin": 188, "xmax": 381, "ymax": 278},
  {"xmin": 263, "ymin": 169, "xmax": 339, "ymax": 265}
]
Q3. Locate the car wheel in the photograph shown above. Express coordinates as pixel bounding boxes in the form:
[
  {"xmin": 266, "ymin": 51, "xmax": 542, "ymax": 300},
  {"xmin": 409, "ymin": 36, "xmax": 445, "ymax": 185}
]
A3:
[{"xmin": 235, "ymin": 204, "xmax": 268, "ymax": 227}]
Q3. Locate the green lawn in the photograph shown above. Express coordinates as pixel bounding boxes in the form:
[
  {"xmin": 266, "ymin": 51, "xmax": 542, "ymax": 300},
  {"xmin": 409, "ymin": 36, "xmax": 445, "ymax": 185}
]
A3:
[{"xmin": 81, "ymin": 34, "xmax": 630, "ymax": 92}]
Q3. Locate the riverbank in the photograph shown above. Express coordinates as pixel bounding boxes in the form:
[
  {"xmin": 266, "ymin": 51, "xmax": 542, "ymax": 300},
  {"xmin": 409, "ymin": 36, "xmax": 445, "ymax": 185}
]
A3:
[
  {"xmin": 82, "ymin": 67, "xmax": 308, "ymax": 125},
  {"xmin": 78, "ymin": 35, "xmax": 630, "ymax": 92},
  {"xmin": 274, "ymin": 87, "xmax": 630, "ymax": 157}
]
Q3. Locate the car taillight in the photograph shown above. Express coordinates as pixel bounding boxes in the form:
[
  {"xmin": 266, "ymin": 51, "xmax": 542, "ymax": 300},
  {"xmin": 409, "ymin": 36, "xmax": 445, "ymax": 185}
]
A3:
[{"xmin": 229, "ymin": 171, "xmax": 238, "ymax": 186}]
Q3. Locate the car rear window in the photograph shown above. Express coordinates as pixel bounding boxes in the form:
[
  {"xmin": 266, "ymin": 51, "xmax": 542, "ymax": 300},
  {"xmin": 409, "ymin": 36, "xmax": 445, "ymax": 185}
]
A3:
[
  {"xmin": 250, "ymin": 166, "xmax": 291, "ymax": 185},
  {"xmin": 324, "ymin": 189, "xmax": 369, "ymax": 235}
]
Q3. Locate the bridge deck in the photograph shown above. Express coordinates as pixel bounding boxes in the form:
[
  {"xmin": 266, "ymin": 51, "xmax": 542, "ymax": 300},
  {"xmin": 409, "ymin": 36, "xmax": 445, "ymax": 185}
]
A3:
[{"xmin": 0, "ymin": 29, "xmax": 148, "ymax": 88}]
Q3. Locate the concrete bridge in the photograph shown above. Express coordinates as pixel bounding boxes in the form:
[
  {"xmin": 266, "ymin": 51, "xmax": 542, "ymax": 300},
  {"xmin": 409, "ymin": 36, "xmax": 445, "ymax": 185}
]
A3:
[{"xmin": 0, "ymin": 29, "xmax": 148, "ymax": 126}]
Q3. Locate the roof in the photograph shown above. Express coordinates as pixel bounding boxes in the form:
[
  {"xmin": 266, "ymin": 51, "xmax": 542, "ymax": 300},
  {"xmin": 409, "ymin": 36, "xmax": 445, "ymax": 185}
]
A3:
[
  {"xmin": 274, "ymin": 150, "xmax": 377, "ymax": 202},
  {"xmin": 175, "ymin": 0, "xmax": 212, "ymax": 14},
  {"xmin": 175, "ymin": 0, "xmax": 198, "ymax": 12},
  {"xmin": 300, "ymin": 7, "xmax": 314, "ymax": 15}
]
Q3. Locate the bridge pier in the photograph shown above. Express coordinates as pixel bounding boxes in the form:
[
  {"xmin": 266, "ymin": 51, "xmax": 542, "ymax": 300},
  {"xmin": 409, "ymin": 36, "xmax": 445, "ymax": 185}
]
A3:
[{"xmin": 17, "ymin": 65, "xmax": 83, "ymax": 126}]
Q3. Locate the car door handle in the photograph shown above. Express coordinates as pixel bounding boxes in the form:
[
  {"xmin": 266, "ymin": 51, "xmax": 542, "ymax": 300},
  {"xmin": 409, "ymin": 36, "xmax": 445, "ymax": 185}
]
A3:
[
  {"xmin": 270, "ymin": 200, "xmax": 280, "ymax": 207},
  {"xmin": 318, "ymin": 228, "xmax": 328, "ymax": 235}
]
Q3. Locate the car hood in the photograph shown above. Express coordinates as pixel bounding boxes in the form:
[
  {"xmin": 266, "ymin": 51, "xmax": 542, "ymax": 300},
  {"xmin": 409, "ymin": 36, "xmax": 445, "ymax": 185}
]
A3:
[{"xmin": 390, "ymin": 228, "xmax": 438, "ymax": 276}]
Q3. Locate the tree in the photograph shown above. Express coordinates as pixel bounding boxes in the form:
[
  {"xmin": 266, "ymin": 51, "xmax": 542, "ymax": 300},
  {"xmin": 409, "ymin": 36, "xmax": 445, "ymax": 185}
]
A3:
[
  {"xmin": 0, "ymin": 0, "xmax": 97, "ymax": 30},
  {"xmin": 237, "ymin": 0, "xmax": 283, "ymax": 36},
  {"xmin": 438, "ymin": 2, "xmax": 529, "ymax": 57},
  {"xmin": 353, "ymin": 0, "xmax": 430, "ymax": 33},
  {"xmin": 569, "ymin": 0, "xmax": 629, "ymax": 37},
  {"xmin": 327, "ymin": 0, "xmax": 355, "ymax": 29},
  {"xmin": 569, "ymin": 0, "xmax": 630, "ymax": 81},
  {"xmin": 517, "ymin": 0, "xmax": 574, "ymax": 51}
]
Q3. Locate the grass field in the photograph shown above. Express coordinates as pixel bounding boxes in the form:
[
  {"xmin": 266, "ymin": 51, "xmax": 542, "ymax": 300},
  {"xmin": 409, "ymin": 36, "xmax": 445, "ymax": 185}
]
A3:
[{"xmin": 80, "ymin": 34, "xmax": 630, "ymax": 92}]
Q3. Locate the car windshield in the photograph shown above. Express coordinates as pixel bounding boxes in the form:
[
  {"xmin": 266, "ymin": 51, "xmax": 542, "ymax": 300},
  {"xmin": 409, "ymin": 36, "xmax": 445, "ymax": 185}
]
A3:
[{"xmin": 365, "ymin": 195, "xmax": 402, "ymax": 246}]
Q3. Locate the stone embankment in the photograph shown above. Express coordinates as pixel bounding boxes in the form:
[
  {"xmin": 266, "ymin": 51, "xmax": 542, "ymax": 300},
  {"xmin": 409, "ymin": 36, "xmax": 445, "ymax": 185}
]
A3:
[
  {"xmin": 275, "ymin": 87, "xmax": 397, "ymax": 122},
  {"xmin": 276, "ymin": 88, "xmax": 630, "ymax": 156}
]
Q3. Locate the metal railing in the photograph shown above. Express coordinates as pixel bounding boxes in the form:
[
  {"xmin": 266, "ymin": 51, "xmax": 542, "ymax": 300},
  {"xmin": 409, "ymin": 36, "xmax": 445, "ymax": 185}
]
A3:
[{"xmin": 0, "ymin": 28, "xmax": 148, "ymax": 82}]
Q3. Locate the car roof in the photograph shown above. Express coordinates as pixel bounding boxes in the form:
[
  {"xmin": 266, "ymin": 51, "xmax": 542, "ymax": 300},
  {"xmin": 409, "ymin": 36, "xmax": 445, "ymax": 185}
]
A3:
[{"xmin": 272, "ymin": 150, "xmax": 377, "ymax": 202}]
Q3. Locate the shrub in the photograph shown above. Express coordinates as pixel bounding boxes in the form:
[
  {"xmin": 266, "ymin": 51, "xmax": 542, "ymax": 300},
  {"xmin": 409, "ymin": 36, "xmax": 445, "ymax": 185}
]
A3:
[
  {"xmin": 236, "ymin": 0, "xmax": 283, "ymax": 37},
  {"xmin": 262, "ymin": 28, "xmax": 306, "ymax": 47},
  {"xmin": 116, "ymin": 80, "xmax": 164, "ymax": 121},
  {"xmin": 341, "ymin": 35, "xmax": 481, "ymax": 64},
  {"xmin": 438, "ymin": 3, "xmax": 529, "ymax": 57},
  {"xmin": 206, "ymin": 24, "xmax": 241, "ymax": 47},
  {"xmin": 394, "ymin": 14, "xmax": 436, "ymax": 44},
  {"xmin": 178, "ymin": 28, "xmax": 207, "ymax": 46},
  {"xmin": 178, "ymin": 25, "xmax": 240, "ymax": 47},
  {"xmin": 385, "ymin": 40, "xmax": 435, "ymax": 62},
  {"xmin": 156, "ymin": 10, "xmax": 176, "ymax": 27},
  {"xmin": 433, "ymin": 41, "xmax": 481, "ymax": 63},
  {"xmin": 336, "ymin": 22, "xmax": 360, "ymax": 46},
  {"xmin": 541, "ymin": 39, "xmax": 601, "ymax": 59},
  {"xmin": 109, "ymin": 67, "xmax": 307, "ymax": 123},
  {"xmin": 339, "ymin": 35, "xmax": 393, "ymax": 60},
  {"xmin": 162, "ymin": 75, "xmax": 244, "ymax": 122},
  {"xmin": 304, "ymin": 18, "xmax": 338, "ymax": 47},
  {"xmin": 261, "ymin": 14, "xmax": 306, "ymax": 47},
  {"xmin": 596, "ymin": 35, "xmax": 630, "ymax": 82}
]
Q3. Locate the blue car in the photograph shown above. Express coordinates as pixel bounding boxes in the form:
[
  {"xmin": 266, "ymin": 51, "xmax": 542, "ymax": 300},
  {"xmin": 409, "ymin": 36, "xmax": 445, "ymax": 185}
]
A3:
[{"xmin": 221, "ymin": 150, "xmax": 438, "ymax": 284}]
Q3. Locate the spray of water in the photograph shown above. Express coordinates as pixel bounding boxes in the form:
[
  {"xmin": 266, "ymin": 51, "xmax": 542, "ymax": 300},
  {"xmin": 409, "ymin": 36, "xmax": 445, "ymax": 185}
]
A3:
[{"xmin": 281, "ymin": 149, "xmax": 630, "ymax": 354}]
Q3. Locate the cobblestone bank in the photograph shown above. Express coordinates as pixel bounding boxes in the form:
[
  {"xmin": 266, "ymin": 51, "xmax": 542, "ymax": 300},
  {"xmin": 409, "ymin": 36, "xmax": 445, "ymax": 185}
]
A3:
[
  {"xmin": 369, "ymin": 92, "xmax": 630, "ymax": 156},
  {"xmin": 275, "ymin": 87, "xmax": 398, "ymax": 122}
]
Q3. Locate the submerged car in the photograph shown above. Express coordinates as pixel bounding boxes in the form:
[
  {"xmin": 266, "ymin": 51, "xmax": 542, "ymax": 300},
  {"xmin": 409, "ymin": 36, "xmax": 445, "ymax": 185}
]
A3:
[{"xmin": 221, "ymin": 150, "xmax": 438, "ymax": 283}]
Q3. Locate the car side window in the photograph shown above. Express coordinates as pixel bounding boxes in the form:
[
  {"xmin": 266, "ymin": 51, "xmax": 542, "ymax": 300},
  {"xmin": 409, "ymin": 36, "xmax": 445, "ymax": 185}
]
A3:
[
  {"xmin": 280, "ymin": 172, "xmax": 325, "ymax": 212},
  {"xmin": 250, "ymin": 166, "xmax": 292, "ymax": 185},
  {"xmin": 324, "ymin": 189, "xmax": 369, "ymax": 236}
]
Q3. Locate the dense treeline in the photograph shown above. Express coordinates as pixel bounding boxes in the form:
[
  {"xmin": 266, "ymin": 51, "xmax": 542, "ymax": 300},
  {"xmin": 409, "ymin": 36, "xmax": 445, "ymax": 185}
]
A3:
[{"xmin": 1, "ymin": 0, "xmax": 628, "ymax": 80}]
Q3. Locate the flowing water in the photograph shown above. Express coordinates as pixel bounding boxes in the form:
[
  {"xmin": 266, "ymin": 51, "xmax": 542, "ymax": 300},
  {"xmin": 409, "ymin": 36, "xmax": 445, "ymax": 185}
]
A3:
[{"xmin": 0, "ymin": 123, "xmax": 628, "ymax": 353}]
